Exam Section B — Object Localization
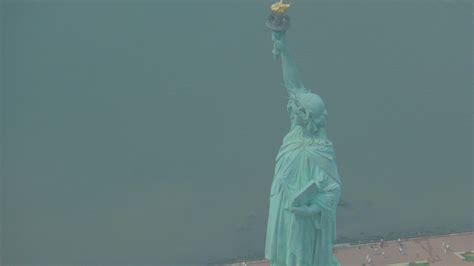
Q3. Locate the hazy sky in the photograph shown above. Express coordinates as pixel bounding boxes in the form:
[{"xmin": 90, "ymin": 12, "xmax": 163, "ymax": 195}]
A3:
[{"xmin": 1, "ymin": 0, "xmax": 472, "ymax": 264}]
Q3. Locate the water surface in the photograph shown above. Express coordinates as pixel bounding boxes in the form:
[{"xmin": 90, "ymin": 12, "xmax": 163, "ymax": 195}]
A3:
[{"xmin": 1, "ymin": 0, "xmax": 472, "ymax": 264}]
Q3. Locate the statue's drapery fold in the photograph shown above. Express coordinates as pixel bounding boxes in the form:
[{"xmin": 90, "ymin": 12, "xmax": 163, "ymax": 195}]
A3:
[{"xmin": 265, "ymin": 127, "xmax": 341, "ymax": 266}]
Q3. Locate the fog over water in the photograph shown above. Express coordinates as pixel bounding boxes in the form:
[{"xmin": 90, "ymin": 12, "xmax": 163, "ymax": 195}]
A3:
[{"xmin": 1, "ymin": 0, "xmax": 472, "ymax": 264}]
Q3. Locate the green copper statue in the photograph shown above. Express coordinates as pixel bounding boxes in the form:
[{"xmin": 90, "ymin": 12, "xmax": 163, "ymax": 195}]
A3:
[{"xmin": 264, "ymin": 2, "xmax": 343, "ymax": 266}]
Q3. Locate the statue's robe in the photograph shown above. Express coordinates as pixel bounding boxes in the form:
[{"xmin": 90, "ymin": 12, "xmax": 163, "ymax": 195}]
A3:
[{"xmin": 265, "ymin": 125, "xmax": 342, "ymax": 266}]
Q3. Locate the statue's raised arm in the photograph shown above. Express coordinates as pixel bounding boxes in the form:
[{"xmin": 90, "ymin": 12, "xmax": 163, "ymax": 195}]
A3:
[
  {"xmin": 266, "ymin": 3, "xmax": 309, "ymax": 96},
  {"xmin": 271, "ymin": 31, "xmax": 308, "ymax": 96}
]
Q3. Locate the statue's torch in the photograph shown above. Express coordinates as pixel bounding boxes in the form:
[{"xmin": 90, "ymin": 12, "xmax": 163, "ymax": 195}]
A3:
[
  {"xmin": 266, "ymin": 0, "xmax": 291, "ymax": 32},
  {"xmin": 266, "ymin": 1, "xmax": 291, "ymax": 60}
]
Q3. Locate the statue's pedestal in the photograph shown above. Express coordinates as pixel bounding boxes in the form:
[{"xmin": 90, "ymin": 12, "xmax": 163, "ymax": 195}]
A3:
[{"xmin": 225, "ymin": 232, "xmax": 474, "ymax": 266}]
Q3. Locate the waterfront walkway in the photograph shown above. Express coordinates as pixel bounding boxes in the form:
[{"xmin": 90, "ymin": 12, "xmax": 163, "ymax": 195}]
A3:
[{"xmin": 226, "ymin": 231, "xmax": 473, "ymax": 266}]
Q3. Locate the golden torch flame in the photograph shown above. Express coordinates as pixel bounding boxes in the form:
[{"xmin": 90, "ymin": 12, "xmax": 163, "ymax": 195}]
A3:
[{"xmin": 271, "ymin": 0, "xmax": 291, "ymax": 14}]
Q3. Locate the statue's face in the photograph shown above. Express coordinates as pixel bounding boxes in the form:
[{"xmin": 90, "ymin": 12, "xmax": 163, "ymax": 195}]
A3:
[{"xmin": 287, "ymin": 99, "xmax": 307, "ymax": 126}]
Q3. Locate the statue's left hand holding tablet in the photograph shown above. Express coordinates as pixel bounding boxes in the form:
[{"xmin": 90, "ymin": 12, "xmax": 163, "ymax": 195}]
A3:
[{"xmin": 287, "ymin": 204, "xmax": 322, "ymax": 216}]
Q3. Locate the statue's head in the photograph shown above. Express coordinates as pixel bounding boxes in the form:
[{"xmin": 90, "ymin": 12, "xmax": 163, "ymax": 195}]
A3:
[{"xmin": 287, "ymin": 91, "xmax": 328, "ymax": 133}]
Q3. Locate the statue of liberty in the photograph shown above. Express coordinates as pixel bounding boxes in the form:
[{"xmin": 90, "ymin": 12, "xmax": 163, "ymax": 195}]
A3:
[{"xmin": 264, "ymin": 1, "xmax": 343, "ymax": 266}]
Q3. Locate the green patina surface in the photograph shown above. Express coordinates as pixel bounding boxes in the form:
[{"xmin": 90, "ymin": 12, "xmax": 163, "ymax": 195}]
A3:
[
  {"xmin": 462, "ymin": 251, "xmax": 474, "ymax": 262},
  {"xmin": 264, "ymin": 17, "xmax": 342, "ymax": 266}
]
